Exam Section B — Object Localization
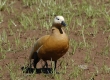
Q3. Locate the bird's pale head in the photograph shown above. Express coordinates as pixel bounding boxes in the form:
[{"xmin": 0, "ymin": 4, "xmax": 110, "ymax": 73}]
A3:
[{"xmin": 53, "ymin": 16, "xmax": 66, "ymax": 27}]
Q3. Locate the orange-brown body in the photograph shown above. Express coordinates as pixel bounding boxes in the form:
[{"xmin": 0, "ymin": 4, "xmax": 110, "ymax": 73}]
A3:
[{"xmin": 37, "ymin": 27, "xmax": 69, "ymax": 61}]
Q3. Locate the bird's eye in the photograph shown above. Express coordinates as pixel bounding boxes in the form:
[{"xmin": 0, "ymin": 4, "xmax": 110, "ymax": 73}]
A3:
[{"xmin": 56, "ymin": 17, "xmax": 59, "ymax": 20}]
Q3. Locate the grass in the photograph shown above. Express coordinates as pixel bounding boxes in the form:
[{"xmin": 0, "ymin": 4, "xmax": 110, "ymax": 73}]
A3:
[
  {"xmin": 70, "ymin": 39, "xmax": 79, "ymax": 55},
  {"xmin": 19, "ymin": 13, "xmax": 34, "ymax": 30},
  {"xmin": 0, "ymin": 0, "xmax": 7, "ymax": 11},
  {"xmin": 0, "ymin": 12, "xmax": 4, "ymax": 23},
  {"xmin": 0, "ymin": 0, "xmax": 110, "ymax": 80}
]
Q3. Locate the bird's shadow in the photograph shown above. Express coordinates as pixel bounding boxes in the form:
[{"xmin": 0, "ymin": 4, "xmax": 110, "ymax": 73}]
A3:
[{"xmin": 21, "ymin": 66, "xmax": 53, "ymax": 74}]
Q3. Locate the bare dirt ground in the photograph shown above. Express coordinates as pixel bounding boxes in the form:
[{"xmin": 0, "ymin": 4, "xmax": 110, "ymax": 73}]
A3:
[{"xmin": 0, "ymin": 0, "xmax": 110, "ymax": 80}]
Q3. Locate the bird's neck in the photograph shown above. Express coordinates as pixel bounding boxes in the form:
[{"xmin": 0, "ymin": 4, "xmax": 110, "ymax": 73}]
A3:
[{"xmin": 51, "ymin": 27, "xmax": 63, "ymax": 34}]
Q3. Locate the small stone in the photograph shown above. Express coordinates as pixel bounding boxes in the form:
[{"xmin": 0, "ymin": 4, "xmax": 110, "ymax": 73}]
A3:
[{"xmin": 78, "ymin": 65, "xmax": 88, "ymax": 70}]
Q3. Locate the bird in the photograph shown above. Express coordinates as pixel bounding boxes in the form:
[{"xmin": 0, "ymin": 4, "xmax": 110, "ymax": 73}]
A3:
[{"xmin": 28, "ymin": 16, "xmax": 69, "ymax": 71}]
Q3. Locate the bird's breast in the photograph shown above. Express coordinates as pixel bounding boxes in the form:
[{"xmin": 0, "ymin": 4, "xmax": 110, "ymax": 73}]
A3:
[{"xmin": 38, "ymin": 34, "xmax": 69, "ymax": 61}]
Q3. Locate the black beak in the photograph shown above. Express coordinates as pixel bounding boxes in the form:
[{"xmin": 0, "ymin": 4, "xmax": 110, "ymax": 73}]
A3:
[{"xmin": 61, "ymin": 21, "xmax": 66, "ymax": 26}]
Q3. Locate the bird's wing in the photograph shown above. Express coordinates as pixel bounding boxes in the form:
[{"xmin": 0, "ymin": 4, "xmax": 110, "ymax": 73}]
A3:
[{"xmin": 29, "ymin": 35, "xmax": 50, "ymax": 59}]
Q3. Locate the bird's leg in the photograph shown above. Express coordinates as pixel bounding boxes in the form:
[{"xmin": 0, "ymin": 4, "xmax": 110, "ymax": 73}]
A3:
[
  {"xmin": 28, "ymin": 59, "xmax": 32, "ymax": 73},
  {"xmin": 33, "ymin": 52, "xmax": 40, "ymax": 69},
  {"xmin": 45, "ymin": 61, "xmax": 48, "ymax": 68},
  {"xmin": 54, "ymin": 60, "xmax": 60, "ymax": 74},
  {"xmin": 54, "ymin": 60, "xmax": 57, "ymax": 70},
  {"xmin": 42, "ymin": 61, "xmax": 49, "ymax": 73},
  {"xmin": 42, "ymin": 61, "xmax": 48, "ymax": 68},
  {"xmin": 29, "ymin": 59, "xmax": 32, "ymax": 68},
  {"xmin": 45, "ymin": 61, "xmax": 49, "ymax": 72}
]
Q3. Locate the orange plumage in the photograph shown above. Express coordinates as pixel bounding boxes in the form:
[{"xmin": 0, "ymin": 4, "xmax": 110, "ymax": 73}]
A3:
[{"xmin": 29, "ymin": 16, "xmax": 69, "ymax": 70}]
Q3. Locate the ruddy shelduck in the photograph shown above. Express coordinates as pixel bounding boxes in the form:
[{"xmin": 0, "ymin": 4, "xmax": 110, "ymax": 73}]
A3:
[{"xmin": 29, "ymin": 16, "xmax": 69, "ymax": 70}]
